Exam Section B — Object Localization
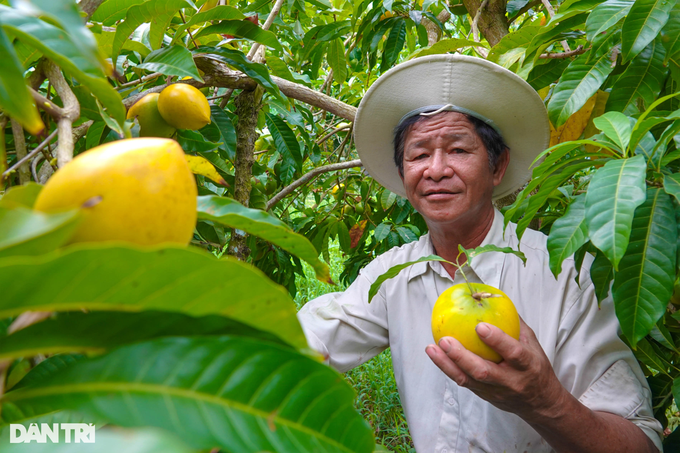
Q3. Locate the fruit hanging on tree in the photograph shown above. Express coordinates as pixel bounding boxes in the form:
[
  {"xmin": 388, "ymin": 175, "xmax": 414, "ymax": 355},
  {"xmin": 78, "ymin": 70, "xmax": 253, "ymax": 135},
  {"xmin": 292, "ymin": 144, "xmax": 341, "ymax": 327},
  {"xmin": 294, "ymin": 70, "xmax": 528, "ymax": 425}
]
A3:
[
  {"xmin": 126, "ymin": 93, "xmax": 176, "ymax": 138},
  {"xmin": 34, "ymin": 138, "xmax": 197, "ymax": 246},
  {"xmin": 432, "ymin": 282, "xmax": 520, "ymax": 363},
  {"xmin": 157, "ymin": 83, "xmax": 211, "ymax": 131}
]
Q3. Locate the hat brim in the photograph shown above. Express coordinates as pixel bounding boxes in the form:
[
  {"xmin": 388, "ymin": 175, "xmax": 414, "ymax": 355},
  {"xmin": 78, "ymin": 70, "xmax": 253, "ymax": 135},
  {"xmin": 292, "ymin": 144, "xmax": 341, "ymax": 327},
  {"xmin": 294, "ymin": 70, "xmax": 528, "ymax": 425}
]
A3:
[{"xmin": 354, "ymin": 54, "xmax": 550, "ymax": 200}]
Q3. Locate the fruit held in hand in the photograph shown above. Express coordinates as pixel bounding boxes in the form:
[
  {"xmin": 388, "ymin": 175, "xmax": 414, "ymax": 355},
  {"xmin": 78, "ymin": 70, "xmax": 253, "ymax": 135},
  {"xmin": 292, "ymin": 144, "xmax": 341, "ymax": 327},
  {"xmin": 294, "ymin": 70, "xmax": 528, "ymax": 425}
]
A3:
[
  {"xmin": 432, "ymin": 282, "xmax": 520, "ymax": 363},
  {"xmin": 158, "ymin": 83, "xmax": 211, "ymax": 130},
  {"xmin": 34, "ymin": 138, "xmax": 197, "ymax": 246},
  {"xmin": 126, "ymin": 93, "xmax": 176, "ymax": 138}
]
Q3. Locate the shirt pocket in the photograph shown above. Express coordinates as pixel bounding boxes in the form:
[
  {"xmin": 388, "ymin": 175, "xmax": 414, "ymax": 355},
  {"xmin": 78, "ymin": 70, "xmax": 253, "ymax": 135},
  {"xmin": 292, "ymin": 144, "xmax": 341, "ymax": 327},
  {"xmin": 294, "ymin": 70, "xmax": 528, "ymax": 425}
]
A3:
[{"xmin": 577, "ymin": 359, "xmax": 646, "ymax": 418}]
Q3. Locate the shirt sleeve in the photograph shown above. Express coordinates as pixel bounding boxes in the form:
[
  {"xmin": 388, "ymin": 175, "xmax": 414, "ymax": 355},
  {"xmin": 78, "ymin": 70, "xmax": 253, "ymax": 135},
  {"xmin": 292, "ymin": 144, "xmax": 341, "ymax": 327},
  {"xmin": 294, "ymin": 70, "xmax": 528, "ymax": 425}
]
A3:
[
  {"xmin": 297, "ymin": 258, "xmax": 390, "ymax": 373},
  {"xmin": 552, "ymin": 277, "xmax": 664, "ymax": 452}
]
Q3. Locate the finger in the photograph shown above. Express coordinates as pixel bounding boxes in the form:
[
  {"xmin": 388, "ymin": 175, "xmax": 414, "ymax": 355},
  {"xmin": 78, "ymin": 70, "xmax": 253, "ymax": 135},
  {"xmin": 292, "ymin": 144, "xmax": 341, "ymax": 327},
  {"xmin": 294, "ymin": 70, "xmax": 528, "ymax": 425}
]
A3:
[
  {"xmin": 425, "ymin": 343, "xmax": 470, "ymax": 386},
  {"xmin": 475, "ymin": 322, "xmax": 530, "ymax": 370},
  {"xmin": 436, "ymin": 336, "xmax": 496, "ymax": 385}
]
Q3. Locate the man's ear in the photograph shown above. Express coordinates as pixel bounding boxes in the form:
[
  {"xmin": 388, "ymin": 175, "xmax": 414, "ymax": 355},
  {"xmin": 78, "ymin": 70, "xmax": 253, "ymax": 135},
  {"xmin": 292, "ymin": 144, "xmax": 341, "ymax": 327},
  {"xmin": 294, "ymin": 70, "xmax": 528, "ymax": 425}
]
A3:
[{"xmin": 493, "ymin": 148, "xmax": 510, "ymax": 187}]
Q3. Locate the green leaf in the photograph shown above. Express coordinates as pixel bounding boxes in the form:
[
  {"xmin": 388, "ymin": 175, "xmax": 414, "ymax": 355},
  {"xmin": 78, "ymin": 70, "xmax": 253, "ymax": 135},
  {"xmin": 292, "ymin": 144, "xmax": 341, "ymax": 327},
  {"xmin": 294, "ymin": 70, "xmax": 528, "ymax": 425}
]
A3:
[
  {"xmin": 373, "ymin": 223, "xmax": 391, "ymax": 241},
  {"xmin": 621, "ymin": 0, "xmax": 673, "ymax": 63},
  {"xmin": 137, "ymin": 46, "xmax": 203, "ymax": 81},
  {"xmin": 585, "ymin": 0, "xmax": 634, "ymax": 41},
  {"xmin": 663, "ymin": 173, "xmax": 680, "ymax": 203},
  {"xmin": 593, "ymin": 111, "xmax": 632, "ymax": 152},
  {"xmin": 460, "ymin": 244, "xmax": 527, "ymax": 265},
  {"xmin": 85, "ymin": 120, "xmax": 108, "ymax": 150},
  {"xmin": 0, "ymin": 26, "xmax": 43, "ymax": 135},
  {"xmin": 194, "ymin": 46, "xmax": 285, "ymax": 103},
  {"xmin": 547, "ymin": 194, "xmax": 588, "ymax": 278},
  {"xmin": 171, "ymin": 5, "xmax": 245, "ymax": 45},
  {"xmin": 194, "ymin": 20, "xmax": 283, "ymax": 52},
  {"xmin": 380, "ymin": 190, "xmax": 397, "ymax": 210},
  {"xmin": 525, "ymin": 14, "xmax": 588, "ymax": 63},
  {"xmin": 507, "ymin": 0, "xmax": 530, "ymax": 16},
  {"xmin": 547, "ymin": 44, "xmax": 617, "ymax": 127},
  {"xmin": 590, "ymin": 251, "xmax": 614, "ymax": 304},
  {"xmin": 488, "ymin": 24, "xmax": 540, "ymax": 64},
  {"xmin": 585, "ymin": 155, "xmax": 647, "ymax": 270},
  {"xmin": 606, "ymin": 38, "xmax": 668, "ymax": 113},
  {"xmin": 650, "ymin": 320, "xmax": 679, "ymax": 352},
  {"xmin": 0, "ymin": 207, "xmax": 81, "ymax": 259},
  {"xmin": 408, "ymin": 38, "xmax": 487, "ymax": 60},
  {"xmin": 301, "ymin": 21, "xmax": 351, "ymax": 61},
  {"xmin": 525, "ymin": 58, "xmax": 572, "ymax": 91},
  {"xmin": 368, "ymin": 254, "xmax": 450, "ymax": 303},
  {"xmin": 395, "ymin": 226, "xmax": 417, "ymax": 243},
  {"xmin": 327, "ymin": 38, "xmax": 348, "ymax": 85},
  {"xmin": 196, "ymin": 196, "xmax": 331, "ymax": 284},
  {"xmin": 4, "ymin": 427, "xmax": 196, "ymax": 453},
  {"xmin": 0, "ymin": 337, "xmax": 375, "ymax": 453},
  {"xmin": 266, "ymin": 113, "xmax": 302, "ymax": 168},
  {"xmin": 0, "ymin": 245, "xmax": 307, "ymax": 349},
  {"xmin": 381, "ymin": 20, "xmax": 406, "ymax": 72},
  {"xmin": 612, "ymin": 188, "xmax": 677, "ymax": 347},
  {"xmin": 0, "ymin": 311, "xmax": 290, "ymax": 361},
  {"xmin": 209, "ymin": 105, "xmax": 237, "ymax": 162},
  {"xmin": 12, "ymin": 355, "xmax": 85, "ymax": 391},
  {"xmin": 661, "ymin": 2, "xmax": 680, "ymax": 63},
  {"xmin": 629, "ymin": 116, "xmax": 671, "ymax": 154},
  {"xmin": 91, "ymin": 0, "xmax": 148, "ymax": 25},
  {"xmin": 0, "ymin": 5, "xmax": 125, "ymax": 128},
  {"xmin": 112, "ymin": 0, "xmax": 193, "ymax": 62},
  {"xmin": 0, "ymin": 182, "xmax": 42, "ymax": 209}
]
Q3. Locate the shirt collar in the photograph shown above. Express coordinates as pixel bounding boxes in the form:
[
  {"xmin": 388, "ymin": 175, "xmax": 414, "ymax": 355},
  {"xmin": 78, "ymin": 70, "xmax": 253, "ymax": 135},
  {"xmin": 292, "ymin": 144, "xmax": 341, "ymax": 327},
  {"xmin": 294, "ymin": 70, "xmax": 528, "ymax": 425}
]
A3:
[{"xmin": 406, "ymin": 209, "xmax": 512, "ymax": 288}]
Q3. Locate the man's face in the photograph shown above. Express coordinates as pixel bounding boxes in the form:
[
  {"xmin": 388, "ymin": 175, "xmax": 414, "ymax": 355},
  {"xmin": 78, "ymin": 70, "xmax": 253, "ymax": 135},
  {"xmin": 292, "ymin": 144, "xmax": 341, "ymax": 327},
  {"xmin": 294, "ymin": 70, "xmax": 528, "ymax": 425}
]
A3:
[{"xmin": 400, "ymin": 112, "xmax": 507, "ymax": 228}]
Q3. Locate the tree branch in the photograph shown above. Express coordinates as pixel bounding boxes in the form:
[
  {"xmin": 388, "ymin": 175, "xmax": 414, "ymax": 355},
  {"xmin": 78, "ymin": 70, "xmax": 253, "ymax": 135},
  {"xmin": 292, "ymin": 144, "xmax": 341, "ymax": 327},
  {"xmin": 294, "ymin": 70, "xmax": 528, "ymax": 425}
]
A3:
[
  {"xmin": 247, "ymin": 0, "xmax": 286, "ymax": 61},
  {"xmin": 266, "ymin": 159, "xmax": 363, "ymax": 210},
  {"xmin": 78, "ymin": 0, "xmax": 107, "ymax": 21},
  {"xmin": 45, "ymin": 61, "xmax": 80, "ymax": 167},
  {"xmin": 2, "ymin": 129, "xmax": 58, "ymax": 180},
  {"xmin": 10, "ymin": 119, "xmax": 30, "ymax": 184},
  {"xmin": 539, "ymin": 45, "xmax": 587, "ymax": 59}
]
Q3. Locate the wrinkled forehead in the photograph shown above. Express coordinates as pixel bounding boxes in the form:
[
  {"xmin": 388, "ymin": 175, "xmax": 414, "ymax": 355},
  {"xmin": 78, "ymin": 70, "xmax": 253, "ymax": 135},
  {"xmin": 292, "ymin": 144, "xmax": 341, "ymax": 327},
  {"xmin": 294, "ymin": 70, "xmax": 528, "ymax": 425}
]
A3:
[{"xmin": 404, "ymin": 111, "xmax": 481, "ymax": 143}]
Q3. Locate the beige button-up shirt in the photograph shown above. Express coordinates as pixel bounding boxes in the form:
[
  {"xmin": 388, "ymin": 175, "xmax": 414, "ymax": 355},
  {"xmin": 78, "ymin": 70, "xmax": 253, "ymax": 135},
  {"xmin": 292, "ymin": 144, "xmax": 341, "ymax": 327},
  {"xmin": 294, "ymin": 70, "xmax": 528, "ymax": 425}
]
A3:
[{"xmin": 298, "ymin": 210, "xmax": 663, "ymax": 452}]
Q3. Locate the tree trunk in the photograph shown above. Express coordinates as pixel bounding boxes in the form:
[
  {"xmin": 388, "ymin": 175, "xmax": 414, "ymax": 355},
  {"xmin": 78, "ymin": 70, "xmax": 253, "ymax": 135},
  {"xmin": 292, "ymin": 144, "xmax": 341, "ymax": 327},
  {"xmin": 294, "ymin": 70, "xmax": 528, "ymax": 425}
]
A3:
[
  {"xmin": 227, "ymin": 85, "xmax": 264, "ymax": 260},
  {"xmin": 462, "ymin": 0, "xmax": 509, "ymax": 47}
]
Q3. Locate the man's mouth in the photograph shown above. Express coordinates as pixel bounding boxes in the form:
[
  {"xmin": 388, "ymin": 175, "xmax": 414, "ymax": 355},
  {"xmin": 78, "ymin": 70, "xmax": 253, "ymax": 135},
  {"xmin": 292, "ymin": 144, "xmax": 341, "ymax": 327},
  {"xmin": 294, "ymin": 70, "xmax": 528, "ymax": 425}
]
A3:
[{"xmin": 424, "ymin": 190, "xmax": 459, "ymax": 196}]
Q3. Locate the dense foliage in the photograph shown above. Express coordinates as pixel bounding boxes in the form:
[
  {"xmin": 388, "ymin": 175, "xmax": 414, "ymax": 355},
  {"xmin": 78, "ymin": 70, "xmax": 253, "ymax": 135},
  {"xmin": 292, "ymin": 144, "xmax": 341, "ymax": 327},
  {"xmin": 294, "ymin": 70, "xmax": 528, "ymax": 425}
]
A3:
[{"xmin": 1, "ymin": 0, "xmax": 680, "ymax": 449}]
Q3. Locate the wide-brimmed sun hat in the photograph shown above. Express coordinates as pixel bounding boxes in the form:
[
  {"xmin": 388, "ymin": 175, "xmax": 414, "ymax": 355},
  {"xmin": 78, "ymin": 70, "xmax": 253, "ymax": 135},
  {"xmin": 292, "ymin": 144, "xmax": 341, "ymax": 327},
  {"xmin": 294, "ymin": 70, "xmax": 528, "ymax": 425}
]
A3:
[{"xmin": 353, "ymin": 54, "xmax": 550, "ymax": 200}]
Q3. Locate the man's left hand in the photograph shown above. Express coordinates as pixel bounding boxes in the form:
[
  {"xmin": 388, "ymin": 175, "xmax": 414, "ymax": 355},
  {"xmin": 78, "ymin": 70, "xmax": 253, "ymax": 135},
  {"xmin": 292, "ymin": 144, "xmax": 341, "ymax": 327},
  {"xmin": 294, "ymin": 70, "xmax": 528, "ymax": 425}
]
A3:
[{"xmin": 425, "ymin": 317, "xmax": 568, "ymax": 423}]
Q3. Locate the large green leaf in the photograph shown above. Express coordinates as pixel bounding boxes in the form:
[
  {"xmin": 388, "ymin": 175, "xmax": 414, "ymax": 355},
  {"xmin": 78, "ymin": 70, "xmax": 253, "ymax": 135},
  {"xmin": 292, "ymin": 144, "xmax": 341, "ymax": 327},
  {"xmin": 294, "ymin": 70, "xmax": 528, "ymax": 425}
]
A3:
[
  {"xmin": 547, "ymin": 44, "xmax": 617, "ymax": 127},
  {"xmin": 590, "ymin": 251, "xmax": 614, "ymax": 304},
  {"xmin": 661, "ymin": 2, "xmax": 680, "ymax": 63},
  {"xmin": 0, "ymin": 337, "xmax": 375, "ymax": 453},
  {"xmin": 593, "ymin": 111, "xmax": 632, "ymax": 152},
  {"xmin": 612, "ymin": 188, "xmax": 677, "ymax": 347},
  {"xmin": 266, "ymin": 112, "xmax": 302, "ymax": 179},
  {"xmin": 547, "ymin": 194, "xmax": 588, "ymax": 278},
  {"xmin": 137, "ymin": 46, "xmax": 203, "ymax": 81},
  {"xmin": 112, "ymin": 0, "xmax": 193, "ymax": 62},
  {"xmin": 0, "ymin": 25, "xmax": 43, "ymax": 135},
  {"xmin": 409, "ymin": 38, "xmax": 486, "ymax": 60},
  {"xmin": 194, "ymin": 20, "xmax": 283, "ymax": 52},
  {"xmin": 621, "ymin": 0, "xmax": 673, "ymax": 63},
  {"xmin": 0, "ymin": 5, "xmax": 125, "ymax": 126},
  {"xmin": 0, "ymin": 182, "xmax": 43, "ymax": 209},
  {"xmin": 487, "ymin": 24, "xmax": 540, "ymax": 63},
  {"xmin": 585, "ymin": 155, "xmax": 647, "ymax": 270},
  {"xmin": 170, "ymin": 6, "xmax": 245, "ymax": 45},
  {"xmin": 91, "ymin": 0, "xmax": 148, "ymax": 25},
  {"xmin": 0, "ymin": 311, "xmax": 289, "ymax": 361},
  {"xmin": 525, "ymin": 14, "xmax": 588, "ymax": 63},
  {"xmin": 380, "ymin": 20, "xmax": 406, "ymax": 72},
  {"xmin": 0, "ymin": 245, "xmax": 306, "ymax": 349},
  {"xmin": 0, "ymin": 207, "xmax": 81, "ymax": 258},
  {"xmin": 4, "ymin": 427, "xmax": 196, "ymax": 453},
  {"xmin": 606, "ymin": 39, "xmax": 668, "ymax": 113},
  {"xmin": 585, "ymin": 0, "xmax": 634, "ymax": 41},
  {"xmin": 196, "ymin": 196, "xmax": 332, "ymax": 283},
  {"xmin": 525, "ymin": 58, "xmax": 572, "ymax": 91},
  {"xmin": 327, "ymin": 38, "xmax": 348, "ymax": 85}
]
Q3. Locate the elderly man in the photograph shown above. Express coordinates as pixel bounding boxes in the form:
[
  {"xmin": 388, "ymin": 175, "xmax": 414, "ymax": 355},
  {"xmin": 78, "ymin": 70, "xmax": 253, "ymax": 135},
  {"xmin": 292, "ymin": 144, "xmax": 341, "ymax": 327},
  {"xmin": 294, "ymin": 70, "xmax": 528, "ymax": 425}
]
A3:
[{"xmin": 297, "ymin": 55, "xmax": 663, "ymax": 452}]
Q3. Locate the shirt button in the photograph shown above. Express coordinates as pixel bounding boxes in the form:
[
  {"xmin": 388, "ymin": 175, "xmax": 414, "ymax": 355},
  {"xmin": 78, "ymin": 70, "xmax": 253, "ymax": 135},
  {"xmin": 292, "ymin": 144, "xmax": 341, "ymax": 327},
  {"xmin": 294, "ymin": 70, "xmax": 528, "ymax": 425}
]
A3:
[{"xmin": 448, "ymin": 398, "xmax": 455, "ymax": 406}]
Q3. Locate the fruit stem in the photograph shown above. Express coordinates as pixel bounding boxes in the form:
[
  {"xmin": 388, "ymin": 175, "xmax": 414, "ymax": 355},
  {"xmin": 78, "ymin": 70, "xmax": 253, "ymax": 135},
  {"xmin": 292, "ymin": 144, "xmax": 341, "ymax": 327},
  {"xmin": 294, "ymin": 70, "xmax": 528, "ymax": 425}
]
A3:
[{"xmin": 453, "ymin": 249, "xmax": 475, "ymax": 295}]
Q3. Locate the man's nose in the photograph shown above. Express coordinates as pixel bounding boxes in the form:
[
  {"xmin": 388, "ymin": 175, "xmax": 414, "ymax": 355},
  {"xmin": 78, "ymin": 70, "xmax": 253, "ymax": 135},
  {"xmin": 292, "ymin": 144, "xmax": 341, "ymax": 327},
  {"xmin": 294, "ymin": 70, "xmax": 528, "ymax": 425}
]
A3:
[{"xmin": 425, "ymin": 150, "xmax": 454, "ymax": 180}]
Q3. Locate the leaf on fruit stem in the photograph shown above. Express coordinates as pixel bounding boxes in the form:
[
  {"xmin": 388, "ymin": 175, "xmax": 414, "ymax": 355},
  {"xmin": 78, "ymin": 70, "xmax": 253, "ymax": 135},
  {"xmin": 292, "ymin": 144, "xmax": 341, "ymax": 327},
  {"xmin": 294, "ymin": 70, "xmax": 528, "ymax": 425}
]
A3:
[
  {"xmin": 138, "ymin": 46, "xmax": 204, "ymax": 82},
  {"xmin": 0, "ymin": 207, "xmax": 81, "ymax": 259},
  {"xmin": 547, "ymin": 194, "xmax": 588, "ymax": 279}
]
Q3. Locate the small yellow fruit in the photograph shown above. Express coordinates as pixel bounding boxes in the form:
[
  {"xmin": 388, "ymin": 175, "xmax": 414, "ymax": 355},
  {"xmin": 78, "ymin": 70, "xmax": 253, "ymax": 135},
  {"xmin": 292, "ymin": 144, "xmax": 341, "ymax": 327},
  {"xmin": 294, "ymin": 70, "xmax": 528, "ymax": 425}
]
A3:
[
  {"xmin": 126, "ymin": 93, "xmax": 176, "ymax": 138},
  {"xmin": 158, "ymin": 84, "xmax": 211, "ymax": 131},
  {"xmin": 34, "ymin": 138, "xmax": 197, "ymax": 246},
  {"xmin": 254, "ymin": 137, "xmax": 267, "ymax": 151},
  {"xmin": 432, "ymin": 282, "xmax": 520, "ymax": 363},
  {"xmin": 331, "ymin": 183, "xmax": 345, "ymax": 195}
]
